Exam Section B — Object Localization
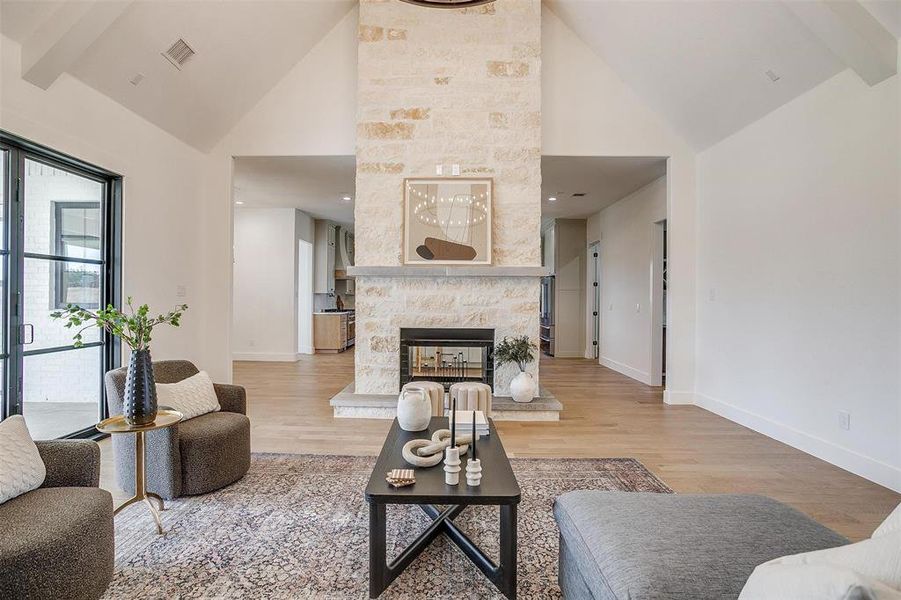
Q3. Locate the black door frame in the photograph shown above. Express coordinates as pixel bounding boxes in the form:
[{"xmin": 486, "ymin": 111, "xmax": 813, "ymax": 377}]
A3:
[{"xmin": 0, "ymin": 131, "xmax": 122, "ymax": 439}]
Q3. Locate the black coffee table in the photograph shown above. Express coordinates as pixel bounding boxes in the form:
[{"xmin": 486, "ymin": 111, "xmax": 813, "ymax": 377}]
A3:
[{"xmin": 365, "ymin": 417, "xmax": 521, "ymax": 599}]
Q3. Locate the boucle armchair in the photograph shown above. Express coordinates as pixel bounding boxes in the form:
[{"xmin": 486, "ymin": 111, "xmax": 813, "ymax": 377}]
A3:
[
  {"xmin": 104, "ymin": 360, "xmax": 250, "ymax": 500},
  {"xmin": 0, "ymin": 440, "xmax": 114, "ymax": 600}
]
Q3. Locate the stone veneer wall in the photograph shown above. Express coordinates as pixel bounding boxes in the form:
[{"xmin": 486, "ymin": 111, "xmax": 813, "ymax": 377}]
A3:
[{"xmin": 355, "ymin": 0, "xmax": 542, "ymax": 395}]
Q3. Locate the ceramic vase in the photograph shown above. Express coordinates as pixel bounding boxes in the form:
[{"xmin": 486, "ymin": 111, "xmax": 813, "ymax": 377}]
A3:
[
  {"xmin": 397, "ymin": 386, "xmax": 431, "ymax": 431},
  {"xmin": 510, "ymin": 371, "xmax": 536, "ymax": 403},
  {"xmin": 124, "ymin": 349, "xmax": 157, "ymax": 425}
]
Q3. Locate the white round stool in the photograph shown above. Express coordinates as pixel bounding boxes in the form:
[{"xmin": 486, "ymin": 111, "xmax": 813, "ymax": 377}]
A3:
[{"xmin": 449, "ymin": 382, "xmax": 492, "ymax": 415}]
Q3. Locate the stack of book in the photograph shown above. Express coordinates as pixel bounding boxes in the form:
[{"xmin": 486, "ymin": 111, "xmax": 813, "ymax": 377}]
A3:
[{"xmin": 451, "ymin": 410, "xmax": 490, "ymax": 437}]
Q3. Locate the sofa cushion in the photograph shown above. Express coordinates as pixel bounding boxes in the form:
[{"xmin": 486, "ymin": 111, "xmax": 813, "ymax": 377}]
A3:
[
  {"xmin": 740, "ymin": 531, "xmax": 901, "ymax": 599},
  {"xmin": 178, "ymin": 411, "xmax": 250, "ymax": 495},
  {"xmin": 156, "ymin": 370, "xmax": 220, "ymax": 420},
  {"xmin": 874, "ymin": 502, "xmax": 901, "ymax": 538},
  {"xmin": 553, "ymin": 491, "xmax": 849, "ymax": 600},
  {"xmin": 0, "ymin": 415, "xmax": 46, "ymax": 504},
  {"xmin": 0, "ymin": 487, "xmax": 114, "ymax": 600}
]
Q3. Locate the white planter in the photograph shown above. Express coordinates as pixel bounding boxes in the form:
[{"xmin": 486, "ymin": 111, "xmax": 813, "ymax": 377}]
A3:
[
  {"xmin": 397, "ymin": 386, "xmax": 431, "ymax": 431},
  {"xmin": 510, "ymin": 371, "xmax": 536, "ymax": 403}
]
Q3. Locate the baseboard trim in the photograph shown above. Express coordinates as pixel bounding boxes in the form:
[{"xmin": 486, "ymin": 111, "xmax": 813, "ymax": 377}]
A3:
[
  {"xmin": 599, "ymin": 356, "xmax": 651, "ymax": 385},
  {"xmin": 233, "ymin": 352, "xmax": 300, "ymax": 362},
  {"xmin": 695, "ymin": 392, "xmax": 901, "ymax": 493},
  {"xmin": 663, "ymin": 390, "xmax": 694, "ymax": 405}
]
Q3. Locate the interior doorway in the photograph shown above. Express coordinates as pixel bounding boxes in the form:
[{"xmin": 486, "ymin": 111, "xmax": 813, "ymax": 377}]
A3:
[
  {"xmin": 649, "ymin": 219, "xmax": 667, "ymax": 386},
  {"xmin": 587, "ymin": 243, "xmax": 600, "ymax": 360}
]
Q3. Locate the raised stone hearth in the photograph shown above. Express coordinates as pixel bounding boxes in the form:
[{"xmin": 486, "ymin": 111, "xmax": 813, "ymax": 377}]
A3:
[{"xmin": 329, "ymin": 382, "xmax": 563, "ymax": 421}]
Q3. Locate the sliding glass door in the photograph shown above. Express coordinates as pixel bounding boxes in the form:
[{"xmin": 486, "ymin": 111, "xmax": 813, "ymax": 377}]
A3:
[{"xmin": 1, "ymin": 133, "xmax": 121, "ymax": 439}]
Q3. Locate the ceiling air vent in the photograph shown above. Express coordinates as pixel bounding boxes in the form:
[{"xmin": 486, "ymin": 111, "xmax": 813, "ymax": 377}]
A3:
[
  {"xmin": 162, "ymin": 38, "xmax": 195, "ymax": 70},
  {"xmin": 572, "ymin": 193, "xmax": 587, "ymax": 197}
]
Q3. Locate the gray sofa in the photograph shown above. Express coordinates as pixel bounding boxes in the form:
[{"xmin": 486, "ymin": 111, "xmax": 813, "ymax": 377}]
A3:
[
  {"xmin": 554, "ymin": 491, "xmax": 849, "ymax": 600},
  {"xmin": 0, "ymin": 440, "xmax": 114, "ymax": 600},
  {"xmin": 105, "ymin": 360, "xmax": 251, "ymax": 499}
]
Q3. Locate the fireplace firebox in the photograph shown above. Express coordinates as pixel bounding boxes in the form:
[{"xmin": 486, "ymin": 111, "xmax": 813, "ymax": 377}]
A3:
[{"xmin": 399, "ymin": 328, "xmax": 494, "ymax": 391}]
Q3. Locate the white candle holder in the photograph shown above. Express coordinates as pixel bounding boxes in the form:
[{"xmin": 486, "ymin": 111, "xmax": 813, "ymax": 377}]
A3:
[
  {"xmin": 444, "ymin": 446, "xmax": 461, "ymax": 485},
  {"xmin": 466, "ymin": 458, "xmax": 482, "ymax": 487}
]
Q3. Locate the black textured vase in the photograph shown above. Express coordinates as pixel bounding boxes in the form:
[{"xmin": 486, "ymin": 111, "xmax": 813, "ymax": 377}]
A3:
[{"xmin": 124, "ymin": 349, "xmax": 157, "ymax": 426}]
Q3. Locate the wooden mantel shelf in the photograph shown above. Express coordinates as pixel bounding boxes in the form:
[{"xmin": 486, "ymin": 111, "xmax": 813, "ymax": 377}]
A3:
[{"xmin": 346, "ymin": 266, "xmax": 551, "ymax": 278}]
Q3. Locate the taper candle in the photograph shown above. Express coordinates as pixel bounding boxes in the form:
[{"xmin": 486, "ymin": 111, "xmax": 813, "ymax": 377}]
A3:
[
  {"xmin": 450, "ymin": 396, "xmax": 456, "ymax": 448},
  {"xmin": 471, "ymin": 410, "xmax": 477, "ymax": 461}
]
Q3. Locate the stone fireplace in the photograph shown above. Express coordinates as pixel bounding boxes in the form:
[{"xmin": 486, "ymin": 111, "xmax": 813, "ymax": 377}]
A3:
[{"xmin": 352, "ymin": 0, "xmax": 543, "ymax": 398}]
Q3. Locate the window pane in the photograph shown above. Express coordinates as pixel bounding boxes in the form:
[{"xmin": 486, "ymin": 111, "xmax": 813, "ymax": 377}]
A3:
[
  {"xmin": 25, "ymin": 257, "xmax": 101, "ymax": 350},
  {"xmin": 23, "ymin": 347, "xmax": 101, "ymax": 439},
  {"xmin": 24, "ymin": 158, "xmax": 103, "ymax": 256},
  {"xmin": 1, "ymin": 149, "xmax": 7, "ymax": 250}
]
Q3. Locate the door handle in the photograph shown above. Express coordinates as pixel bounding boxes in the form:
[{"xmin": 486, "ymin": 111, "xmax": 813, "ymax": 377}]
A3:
[{"xmin": 22, "ymin": 323, "xmax": 34, "ymax": 345}]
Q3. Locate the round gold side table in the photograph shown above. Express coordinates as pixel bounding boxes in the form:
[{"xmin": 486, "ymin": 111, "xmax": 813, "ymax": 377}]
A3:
[{"xmin": 97, "ymin": 409, "xmax": 183, "ymax": 535}]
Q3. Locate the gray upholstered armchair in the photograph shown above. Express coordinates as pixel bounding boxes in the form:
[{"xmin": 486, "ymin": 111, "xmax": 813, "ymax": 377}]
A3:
[
  {"xmin": 0, "ymin": 440, "xmax": 114, "ymax": 600},
  {"xmin": 104, "ymin": 360, "xmax": 251, "ymax": 500}
]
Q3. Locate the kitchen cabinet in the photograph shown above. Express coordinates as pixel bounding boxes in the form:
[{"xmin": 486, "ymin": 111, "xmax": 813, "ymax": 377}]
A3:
[
  {"xmin": 543, "ymin": 219, "xmax": 586, "ymax": 358},
  {"xmin": 313, "ymin": 312, "xmax": 354, "ymax": 353},
  {"xmin": 314, "ymin": 221, "xmax": 336, "ymax": 295}
]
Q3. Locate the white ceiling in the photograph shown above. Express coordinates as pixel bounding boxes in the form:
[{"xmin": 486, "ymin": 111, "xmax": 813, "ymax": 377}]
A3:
[
  {"xmin": 232, "ymin": 156, "xmax": 355, "ymax": 226},
  {"xmin": 541, "ymin": 156, "xmax": 667, "ymax": 219},
  {"xmin": 0, "ymin": 0, "xmax": 354, "ymax": 151},
  {"xmin": 545, "ymin": 0, "xmax": 853, "ymax": 149}
]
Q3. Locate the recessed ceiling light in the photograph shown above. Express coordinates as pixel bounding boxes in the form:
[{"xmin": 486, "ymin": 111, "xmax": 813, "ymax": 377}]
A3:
[
  {"xmin": 129, "ymin": 73, "xmax": 144, "ymax": 87},
  {"xmin": 342, "ymin": 196, "xmax": 352, "ymax": 202},
  {"xmin": 234, "ymin": 201, "xmax": 244, "ymax": 205},
  {"xmin": 548, "ymin": 197, "xmax": 557, "ymax": 202},
  {"xmin": 765, "ymin": 69, "xmax": 781, "ymax": 82}
]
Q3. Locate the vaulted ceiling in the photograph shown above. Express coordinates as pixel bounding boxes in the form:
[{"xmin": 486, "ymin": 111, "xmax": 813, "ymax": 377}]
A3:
[
  {"xmin": 0, "ymin": 0, "xmax": 355, "ymax": 151},
  {"xmin": 545, "ymin": 0, "xmax": 898, "ymax": 149},
  {"xmin": 1, "ymin": 0, "xmax": 897, "ymax": 153}
]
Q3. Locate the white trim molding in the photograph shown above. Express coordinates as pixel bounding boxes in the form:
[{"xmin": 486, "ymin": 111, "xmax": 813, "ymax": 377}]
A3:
[
  {"xmin": 695, "ymin": 393, "xmax": 901, "ymax": 493},
  {"xmin": 663, "ymin": 390, "xmax": 695, "ymax": 405},
  {"xmin": 600, "ymin": 356, "xmax": 651, "ymax": 385}
]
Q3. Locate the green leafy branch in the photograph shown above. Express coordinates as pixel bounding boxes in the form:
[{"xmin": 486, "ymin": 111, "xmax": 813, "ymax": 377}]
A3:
[
  {"xmin": 494, "ymin": 335, "xmax": 537, "ymax": 372},
  {"xmin": 51, "ymin": 297, "xmax": 188, "ymax": 351}
]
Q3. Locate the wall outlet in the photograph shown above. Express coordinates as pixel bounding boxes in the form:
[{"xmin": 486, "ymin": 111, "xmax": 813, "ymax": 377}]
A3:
[
  {"xmin": 609, "ymin": 303, "xmax": 614, "ymax": 311},
  {"xmin": 635, "ymin": 303, "xmax": 641, "ymax": 313},
  {"xmin": 176, "ymin": 284, "xmax": 187, "ymax": 298},
  {"xmin": 838, "ymin": 410, "xmax": 851, "ymax": 431},
  {"xmin": 709, "ymin": 288, "xmax": 716, "ymax": 302}
]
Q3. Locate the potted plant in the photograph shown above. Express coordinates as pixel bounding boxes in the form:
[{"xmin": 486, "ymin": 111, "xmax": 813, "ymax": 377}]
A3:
[
  {"xmin": 52, "ymin": 298, "xmax": 188, "ymax": 425},
  {"xmin": 495, "ymin": 335, "xmax": 538, "ymax": 403}
]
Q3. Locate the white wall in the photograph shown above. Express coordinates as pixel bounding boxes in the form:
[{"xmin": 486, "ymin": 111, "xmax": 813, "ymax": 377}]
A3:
[
  {"xmin": 200, "ymin": 6, "xmax": 358, "ymax": 381},
  {"xmin": 232, "ymin": 207, "xmax": 313, "ymax": 361},
  {"xmin": 0, "ymin": 35, "xmax": 210, "ymax": 369},
  {"xmin": 542, "ymin": 5, "xmax": 697, "ymax": 404},
  {"xmin": 592, "ymin": 176, "xmax": 666, "ymax": 384},
  {"xmin": 696, "ymin": 68, "xmax": 901, "ymax": 491}
]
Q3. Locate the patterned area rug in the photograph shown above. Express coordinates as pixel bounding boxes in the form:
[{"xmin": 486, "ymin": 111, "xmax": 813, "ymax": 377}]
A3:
[{"xmin": 105, "ymin": 454, "xmax": 671, "ymax": 599}]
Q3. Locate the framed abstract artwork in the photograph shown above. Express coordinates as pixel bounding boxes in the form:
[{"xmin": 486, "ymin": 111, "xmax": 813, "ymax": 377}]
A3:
[{"xmin": 403, "ymin": 178, "xmax": 492, "ymax": 265}]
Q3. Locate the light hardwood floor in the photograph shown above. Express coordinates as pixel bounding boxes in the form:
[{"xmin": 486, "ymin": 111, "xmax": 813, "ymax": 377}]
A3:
[{"xmin": 100, "ymin": 350, "xmax": 899, "ymax": 541}]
